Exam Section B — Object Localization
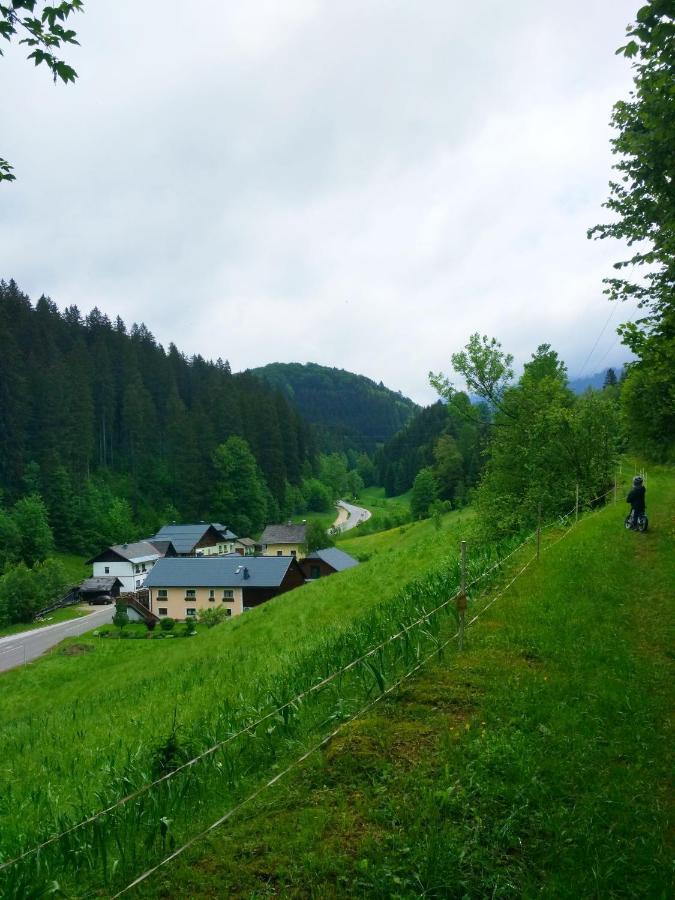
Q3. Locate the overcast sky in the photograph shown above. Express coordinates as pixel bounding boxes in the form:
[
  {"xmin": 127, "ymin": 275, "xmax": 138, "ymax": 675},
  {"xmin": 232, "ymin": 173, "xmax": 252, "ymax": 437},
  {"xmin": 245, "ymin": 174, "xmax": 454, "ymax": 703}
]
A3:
[{"xmin": 1, "ymin": 1, "xmax": 640, "ymax": 403}]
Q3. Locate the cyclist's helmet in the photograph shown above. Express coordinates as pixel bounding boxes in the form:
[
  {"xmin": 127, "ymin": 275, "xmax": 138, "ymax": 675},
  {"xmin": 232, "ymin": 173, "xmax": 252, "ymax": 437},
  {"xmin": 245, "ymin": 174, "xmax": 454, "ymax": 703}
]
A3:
[{"xmin": 633, "ymin": 475, "xmax": 643, "ymax": 486}]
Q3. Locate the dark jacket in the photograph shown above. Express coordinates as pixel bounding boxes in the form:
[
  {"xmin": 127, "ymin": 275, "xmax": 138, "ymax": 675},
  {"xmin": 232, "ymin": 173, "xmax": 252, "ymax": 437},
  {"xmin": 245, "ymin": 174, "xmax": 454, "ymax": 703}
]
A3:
[{"xmin": 626, "ymin": 484, "xmax": 646, "ymax": 514}]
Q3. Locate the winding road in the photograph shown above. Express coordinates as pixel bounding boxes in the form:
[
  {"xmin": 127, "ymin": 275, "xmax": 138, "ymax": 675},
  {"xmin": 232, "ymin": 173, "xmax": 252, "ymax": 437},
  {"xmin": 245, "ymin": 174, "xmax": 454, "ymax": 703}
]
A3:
[
  {"xmin": 0, "ymin": 606, "xmax": 113, "ymax": 674},
  {"xmin": 333, "ymin": 499, "xmax": 372, "ymax": 533}
]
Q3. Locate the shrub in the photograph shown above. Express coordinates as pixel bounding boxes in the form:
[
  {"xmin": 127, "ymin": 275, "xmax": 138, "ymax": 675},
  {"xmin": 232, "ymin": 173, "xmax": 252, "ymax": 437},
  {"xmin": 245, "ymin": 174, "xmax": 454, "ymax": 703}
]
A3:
[
  {"xmin": 160, "ymin": 617, "xmax": 175, "ymax": 632},
  {"xmin": 183, "ymin": 618, "xmax": 196, "ymax": 636},
  {"xmin": 198, "ymin": 607, "xmax": 228, "ymax": 629},
  {"xmin": 112, "ymin": 601, "xmax": 129, "ymax": 631}
]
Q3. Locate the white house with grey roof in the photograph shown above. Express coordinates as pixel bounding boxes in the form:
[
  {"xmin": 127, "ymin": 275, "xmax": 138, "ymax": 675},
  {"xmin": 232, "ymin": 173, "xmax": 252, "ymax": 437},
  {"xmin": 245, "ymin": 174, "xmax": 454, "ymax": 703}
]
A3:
[{"xmin": 87, "ymin": 540, "xmax": 174, "ymax": 593}]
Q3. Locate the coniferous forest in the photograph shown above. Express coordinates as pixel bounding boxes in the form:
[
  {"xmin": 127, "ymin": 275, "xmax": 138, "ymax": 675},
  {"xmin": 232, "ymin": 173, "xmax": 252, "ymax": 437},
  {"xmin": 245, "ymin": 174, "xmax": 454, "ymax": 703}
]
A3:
[{"xmin": 0, "ymin": 279, "xmax": 318, "ymax": 555}]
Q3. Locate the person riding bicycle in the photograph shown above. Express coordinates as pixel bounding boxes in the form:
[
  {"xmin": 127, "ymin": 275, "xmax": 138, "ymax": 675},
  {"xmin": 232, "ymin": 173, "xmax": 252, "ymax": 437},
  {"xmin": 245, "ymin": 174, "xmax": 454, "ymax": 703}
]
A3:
[{"xmin": 626, "ymin": 475, "xmax": 646, "ymax": 527}]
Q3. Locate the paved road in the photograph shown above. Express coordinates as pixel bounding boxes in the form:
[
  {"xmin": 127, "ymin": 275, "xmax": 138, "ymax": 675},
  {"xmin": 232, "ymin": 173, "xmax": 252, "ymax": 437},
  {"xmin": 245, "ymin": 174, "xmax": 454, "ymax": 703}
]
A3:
[
  {"xmin": 0, "ymin": 607, "xmax": 114, "ymax": 673},
  {"xmin": 334, "ymin": 500, "xmax": 372, "ymax": 533}
]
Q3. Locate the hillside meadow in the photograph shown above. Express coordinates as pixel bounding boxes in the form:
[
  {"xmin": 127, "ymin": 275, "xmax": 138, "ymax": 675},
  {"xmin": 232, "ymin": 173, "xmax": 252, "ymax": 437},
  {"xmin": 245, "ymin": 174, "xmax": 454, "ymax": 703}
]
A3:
[{"xmin": 0, "ymin": 504, "xmax": 487, "ymax": 893}]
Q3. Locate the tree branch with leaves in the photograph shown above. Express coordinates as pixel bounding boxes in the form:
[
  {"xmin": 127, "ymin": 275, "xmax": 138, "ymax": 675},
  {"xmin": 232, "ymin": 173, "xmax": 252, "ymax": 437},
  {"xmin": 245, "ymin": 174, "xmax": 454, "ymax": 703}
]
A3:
[{"xmin": 1, "ymin": 0, "xmax": 83, "ymax": 183}]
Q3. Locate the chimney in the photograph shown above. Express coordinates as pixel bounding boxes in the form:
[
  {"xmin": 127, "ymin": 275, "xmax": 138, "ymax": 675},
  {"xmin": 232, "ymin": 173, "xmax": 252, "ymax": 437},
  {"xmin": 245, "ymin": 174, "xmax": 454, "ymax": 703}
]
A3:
[{"xmin": 243, "ymin": 566, "xmax": 250, "ymax": 580}]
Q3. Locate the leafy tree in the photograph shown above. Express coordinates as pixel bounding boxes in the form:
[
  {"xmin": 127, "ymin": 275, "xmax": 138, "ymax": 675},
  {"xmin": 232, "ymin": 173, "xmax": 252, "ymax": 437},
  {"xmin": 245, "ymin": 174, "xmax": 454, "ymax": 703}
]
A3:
[
  {"xmin": 588, "ymin": 1, "xmax": 675, "ymax": 458},
  {"xmin": 0, "ymin": 557, "xmax": 66, "ymax": 624},
  {"xmin": 411, "ymin": 468, "xmax": 439, "ymax": 519},
  {"xmin": 0, "ymin": 562, "xmax": 36, "ymax": 624},
  {"xmin": 12, "ymin": 493, "xmax": 53, "ymax": 565},
  {"xmin": 112, "ymin": 600, "xmax": 129, "ymax": 631},
  {"xmin": 433, "ymin": 434, "xmax": 463, "ymax": 499},
  {"xmin": 305, "ymin": 519, "xmax": 333, "ymax": 554},
  {"xmin": 302, "ymin": 478, "xmax": 333, "ymax": 512},
  {"xmin": 319, "ymin": 453, "xmax": 349, "ymax": 500},
  {"xmin": 430, "ymin": 333, "xmax": 515, "ymax": 418},
  {"xmin": 1, "ymin": 0, "xmax": 84, "ymax": 183},
  {"xmin": 433, "ymin": 337, "xmax": 620, "ymax": 535},
  {"xmin": 212, "ymin": 436, "xmax": 268, "ymax": 536},
  {"xmin": 345, "ymin": 469, "xmax": 364, "ymax": 498}
]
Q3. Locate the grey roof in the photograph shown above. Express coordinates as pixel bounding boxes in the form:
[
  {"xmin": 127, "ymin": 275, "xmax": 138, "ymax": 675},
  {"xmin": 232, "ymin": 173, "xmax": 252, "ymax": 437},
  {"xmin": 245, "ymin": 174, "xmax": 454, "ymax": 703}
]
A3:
[
  {"xmin": 79, "ymin": 576, "xmax": 123, "ymax": 593},
  {"xmin": 87, "ymin": 540, "xmax": 169, "ymax": 565},
  {"xmin": 144, "ymin": 556, "xmax": 298, "ymax": 589},
  {"xmin": 212, "ymin": 523, "xmax": 238, "ymax": 540},
  {"xmin": 260, "ymin": 523, "xmax": 307, "ymax": 545},
  {"xmin": 151, "ymin": 523, "xmax": 222, "ymax": 555},
  {"xmin": 235, "ymin": 537, "xmax": 258, "ymax": 547},
  {"xmin": 110, "ymin": 540, "xmax": 164, "ymax": 562},
  {"xmin": 306, "ymin": 547, "xmax": 359, "ymax": 572}
]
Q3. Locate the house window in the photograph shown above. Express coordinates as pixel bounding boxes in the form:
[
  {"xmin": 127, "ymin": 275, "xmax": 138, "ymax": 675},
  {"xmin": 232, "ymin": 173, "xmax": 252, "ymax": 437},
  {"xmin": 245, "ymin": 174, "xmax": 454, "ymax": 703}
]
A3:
[
  {"xmin": 158, "ymin": 607, "xmax": 168, "ymax": 616},
  {"xmin": 310, "ymin": 566, "xmax": 321, "ymax": 579},
  {"xmin": 185, "ymin": 589, "xmax": 196, "ymax": 599},
  {"xmin": 158, "ymin": 589, "xmax": 167, "ymax": 599},
  {"xmin": 186, "ymin": 608, "xmax": 196, "ymax": 617},
  {"xmin": 276, "ymin": 550, "xmax": 282, "ymax": 557},
  {"xmin": 225, "ymin": 608, "xmax": 232, "ymax": 617},
  {"xmin": 290, "ymin": 549, "xmax": 297, "ymax": 557},
  {"xmin": 136, "ymin": 580, "xmax": 141, "ymax": 589},
  {"xmin": 222, "ymin": 589, "xmax": 234, "ymax": 601},
  {"xmin": 104, "ymin": 566, "xmax": 110, "ymax": 574},
  {"xmin": 209, "ymin": 589, "xmax": 215, "ymax": 602}
]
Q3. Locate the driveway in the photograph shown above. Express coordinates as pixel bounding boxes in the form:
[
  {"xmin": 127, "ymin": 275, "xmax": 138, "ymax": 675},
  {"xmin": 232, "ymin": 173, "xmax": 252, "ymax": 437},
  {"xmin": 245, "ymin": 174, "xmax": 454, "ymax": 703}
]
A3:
[
  {"xmin": 334, "ymin": 500, "xmax": 372, "ymax": 533},
  {"xmin": 0, "ymin": 606, "xmax": 114, "ymax": 674}
]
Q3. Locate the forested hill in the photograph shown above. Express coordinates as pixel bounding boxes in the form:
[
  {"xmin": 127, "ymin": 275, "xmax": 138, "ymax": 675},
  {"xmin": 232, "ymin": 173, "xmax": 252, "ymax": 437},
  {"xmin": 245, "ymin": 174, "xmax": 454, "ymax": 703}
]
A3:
[
  {"xmin": 0, "ymin": 280, "xmax": 316, "ymax": 547},
  {"xmin": 254, "ymin": 362, "xmax": 419, "ymax": 450}
]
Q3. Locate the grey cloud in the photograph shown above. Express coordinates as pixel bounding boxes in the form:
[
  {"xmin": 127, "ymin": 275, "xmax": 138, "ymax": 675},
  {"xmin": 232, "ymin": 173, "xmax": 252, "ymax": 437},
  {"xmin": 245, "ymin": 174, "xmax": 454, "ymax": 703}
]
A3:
[{"xmin": 0, "ymin": 0, "xmax": 639, "ymax": 404}]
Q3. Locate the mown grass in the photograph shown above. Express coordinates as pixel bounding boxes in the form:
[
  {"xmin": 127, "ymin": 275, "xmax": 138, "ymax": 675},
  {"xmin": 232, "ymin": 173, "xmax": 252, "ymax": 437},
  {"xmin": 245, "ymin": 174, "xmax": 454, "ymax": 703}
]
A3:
[
  {"xmin": 0, "ymin": 605, "xmax": 90, "ymax": 638},
  {"xmin": 132, "ymin": 466, "xmax": 673, "ymax": 898}
]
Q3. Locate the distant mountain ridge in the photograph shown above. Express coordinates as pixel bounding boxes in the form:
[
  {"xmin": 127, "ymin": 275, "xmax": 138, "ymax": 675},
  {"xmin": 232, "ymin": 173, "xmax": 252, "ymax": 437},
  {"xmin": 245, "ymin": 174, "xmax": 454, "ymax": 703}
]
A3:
[
  {"xmin": 253, "ymin": 362, "xmax": 419, "ymax": 450},
  {"xmin": 568, "ymin": 366, "xmax": 627, "ymax": 394}
]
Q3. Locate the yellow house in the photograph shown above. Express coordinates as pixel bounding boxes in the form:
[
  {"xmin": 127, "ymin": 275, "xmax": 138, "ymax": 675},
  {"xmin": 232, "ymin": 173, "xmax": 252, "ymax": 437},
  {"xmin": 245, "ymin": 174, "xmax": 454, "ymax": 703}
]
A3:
[
  {"xmin": 259, "ymin": 523, "xmax": 307, "ymax": 559},
  {"xmin": 143, "ymin": 556, "xmax": 305, "ymax": 621}
]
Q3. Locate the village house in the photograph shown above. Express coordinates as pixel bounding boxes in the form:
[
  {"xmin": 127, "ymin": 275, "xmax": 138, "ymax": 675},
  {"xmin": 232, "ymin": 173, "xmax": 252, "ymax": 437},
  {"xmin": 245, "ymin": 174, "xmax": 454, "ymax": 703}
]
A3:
[
  {"xmin": 143, "ymin": 556, "xmax": 305, "ymax": 620},
  {"xmin": 299, "ymin": 547, "xmax": 359, "ymax": 580},
  {"xmin": 150, "ymin": 523, "xmax": 237, "ymax": 556},
  {"xmin": 260, "ymin": 523, "xmax": 307, "ymax": 559},
  {"xmin": 232, "ymin": 536, "xmax": 260, "ymax": 556},
  {"xmin": 87, "ymin": 540, "xmax": 176, "ymax": 594}
]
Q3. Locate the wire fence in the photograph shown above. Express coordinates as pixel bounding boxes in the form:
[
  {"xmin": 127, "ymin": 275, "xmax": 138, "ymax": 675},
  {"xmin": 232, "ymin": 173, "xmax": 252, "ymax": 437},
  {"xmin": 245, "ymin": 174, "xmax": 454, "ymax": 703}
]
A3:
[{"xmin": 0, "ymin": 475, "xmax": 626, "ymax": 896}]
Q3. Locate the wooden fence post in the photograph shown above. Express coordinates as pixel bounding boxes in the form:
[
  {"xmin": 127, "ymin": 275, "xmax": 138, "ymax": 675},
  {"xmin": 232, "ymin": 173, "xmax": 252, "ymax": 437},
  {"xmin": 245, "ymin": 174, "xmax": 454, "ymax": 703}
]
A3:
[{"xmin": 457, "ymin": 540, "xmax": 467, "ymax": 651}]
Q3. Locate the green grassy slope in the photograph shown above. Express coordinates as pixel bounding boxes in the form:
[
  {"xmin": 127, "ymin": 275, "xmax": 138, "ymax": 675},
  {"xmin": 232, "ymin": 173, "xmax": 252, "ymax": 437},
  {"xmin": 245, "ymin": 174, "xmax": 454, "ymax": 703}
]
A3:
[
  {"xmin": 133, "ymin": 466, "xmax": 673, "ymax": 898},
  {"xmin": 0, "ymin": 508, "xmax": 471, "ymax": 869}
]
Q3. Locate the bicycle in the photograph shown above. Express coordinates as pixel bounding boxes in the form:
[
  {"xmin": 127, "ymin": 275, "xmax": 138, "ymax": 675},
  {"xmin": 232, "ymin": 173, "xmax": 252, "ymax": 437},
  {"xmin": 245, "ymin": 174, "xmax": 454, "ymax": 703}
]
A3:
[{"xmin": 624, "ymin": 509, "xmax": 648, "ymax": 532}]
